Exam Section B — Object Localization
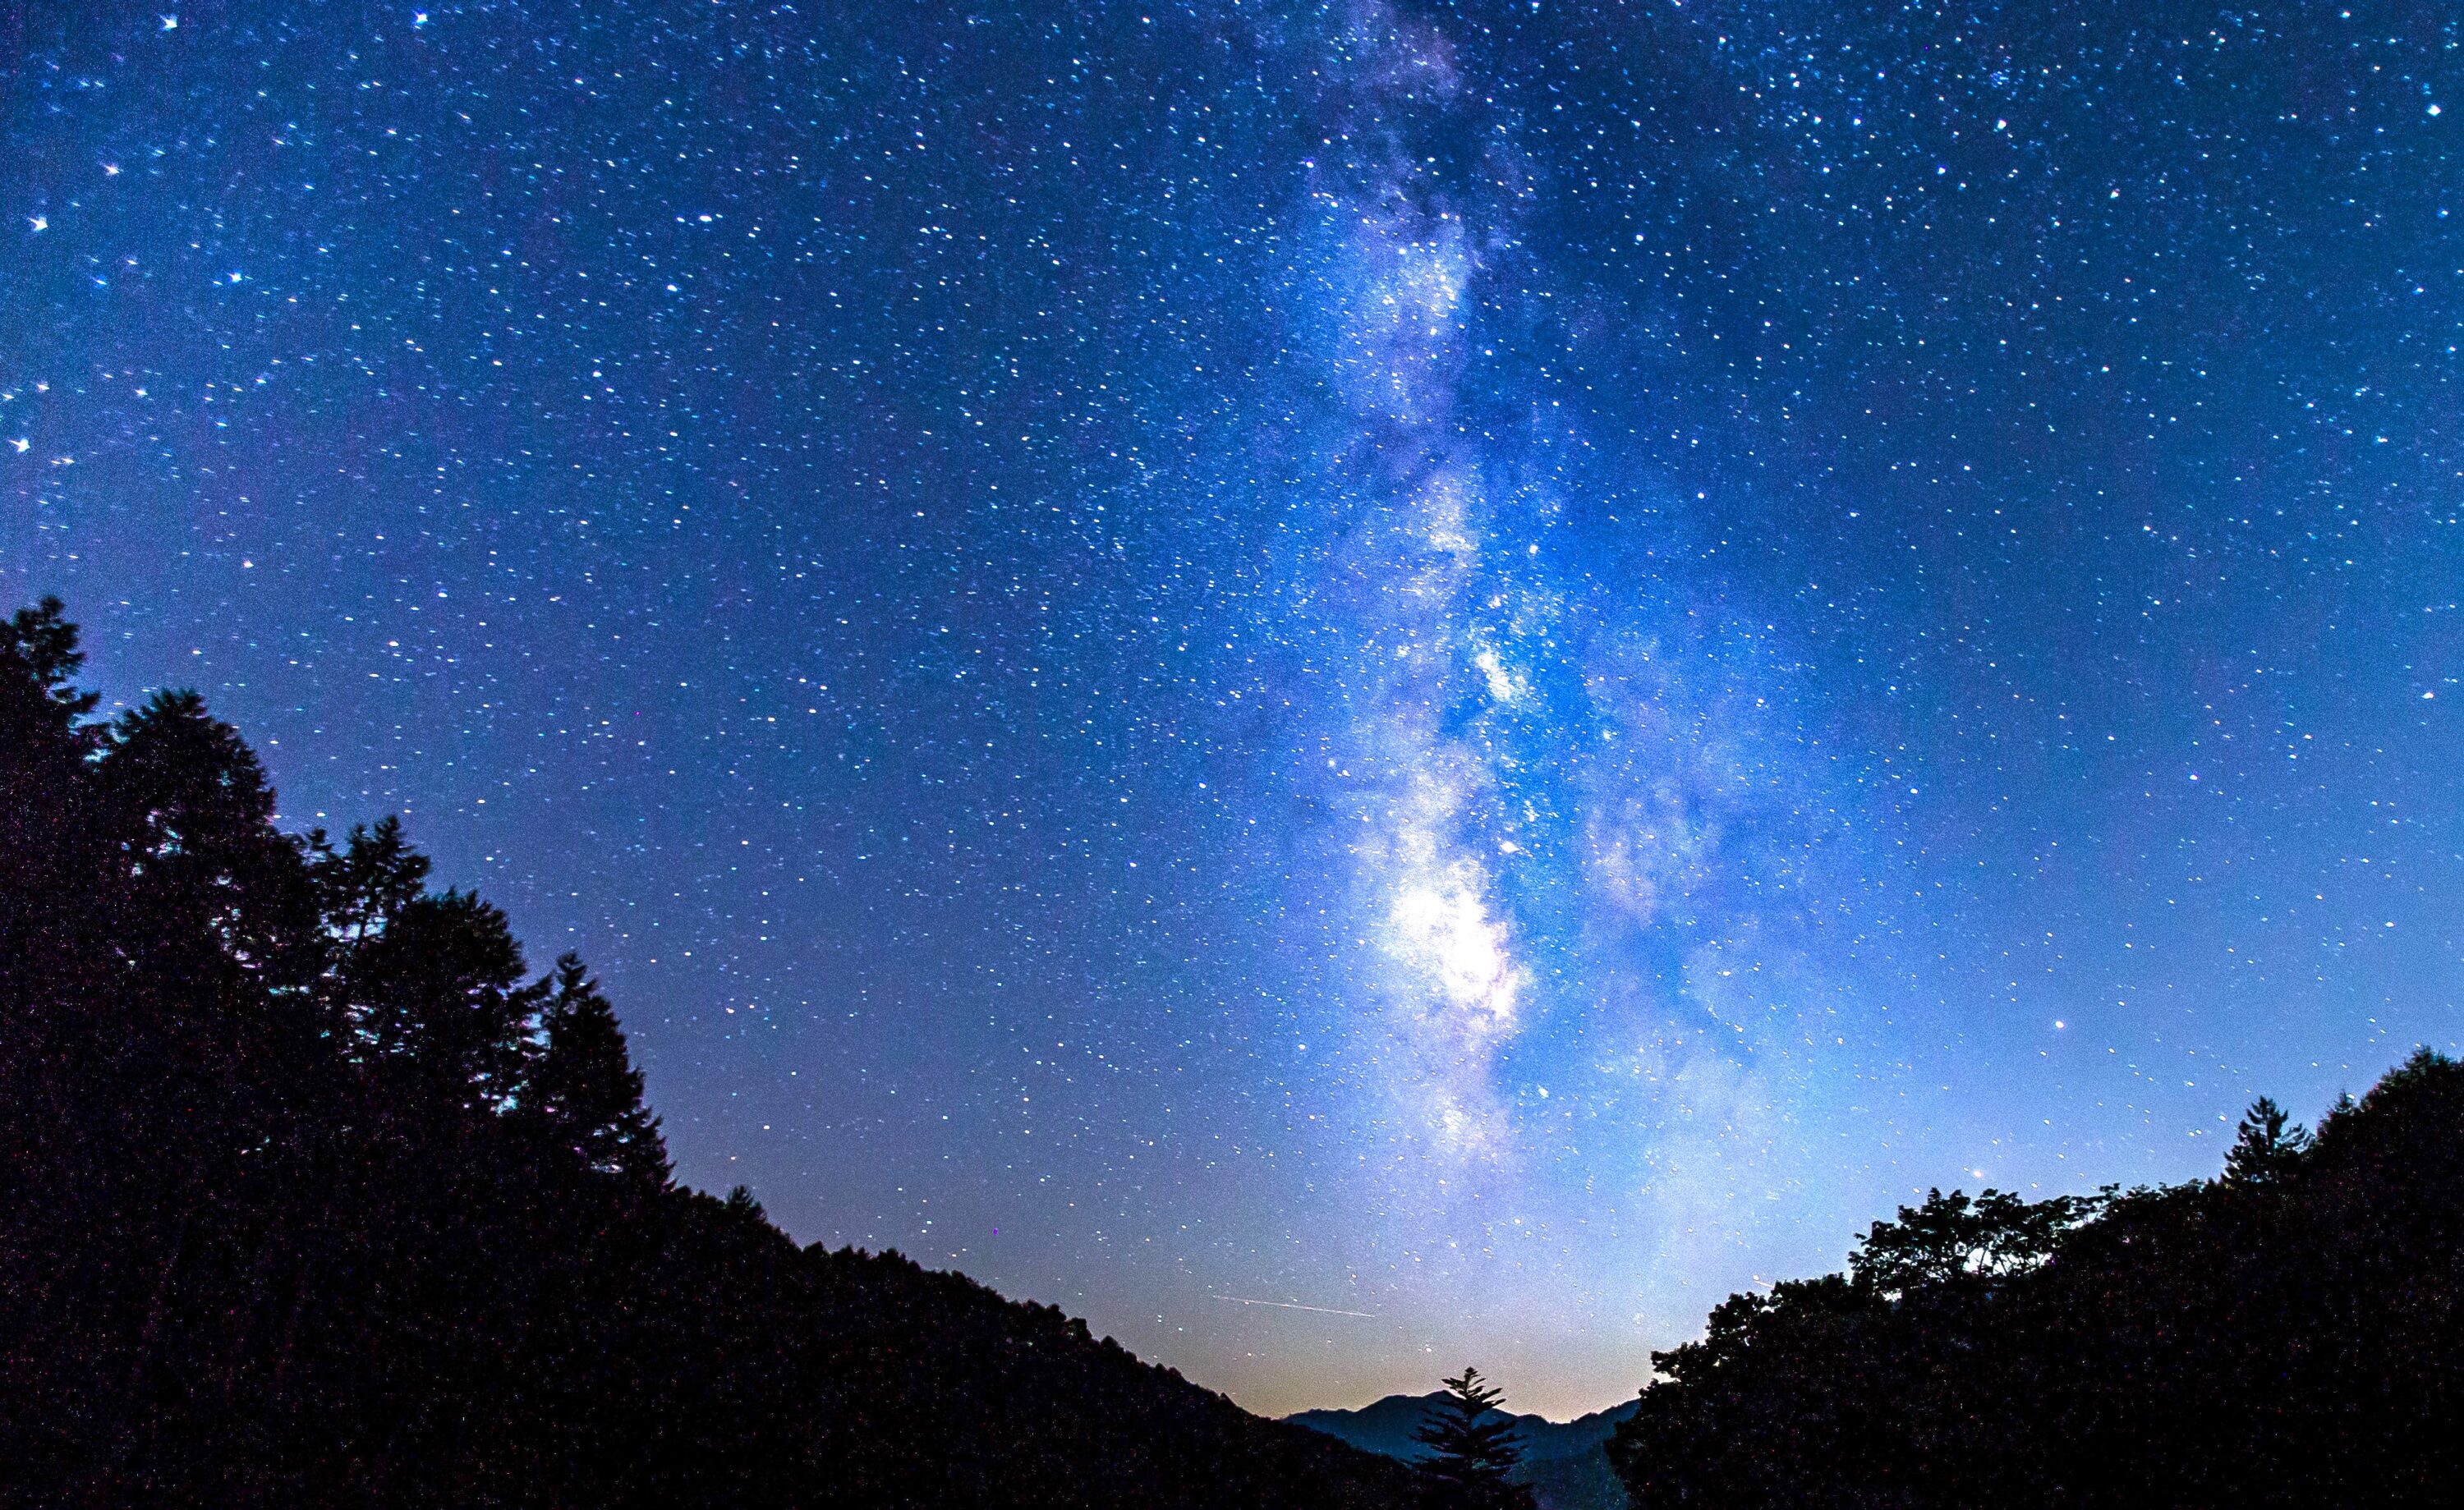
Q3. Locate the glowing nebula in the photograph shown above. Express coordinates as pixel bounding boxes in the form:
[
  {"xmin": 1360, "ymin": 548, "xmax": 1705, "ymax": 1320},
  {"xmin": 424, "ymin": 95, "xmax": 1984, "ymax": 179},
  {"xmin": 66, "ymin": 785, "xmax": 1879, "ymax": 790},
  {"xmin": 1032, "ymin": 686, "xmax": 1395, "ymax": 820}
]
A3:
[{"xmin": 1268, "ymin": 8, "xmax": 1849, "ymax": 1247}]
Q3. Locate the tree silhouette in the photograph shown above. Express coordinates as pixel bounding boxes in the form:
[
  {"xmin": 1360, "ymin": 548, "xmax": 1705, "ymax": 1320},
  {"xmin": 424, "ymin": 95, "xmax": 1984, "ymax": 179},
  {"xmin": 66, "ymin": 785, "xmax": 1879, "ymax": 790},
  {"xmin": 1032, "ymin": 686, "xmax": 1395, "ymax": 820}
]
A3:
[
  {"xmin": 1414, "ymin": 1367, "xmax": 1535, "ymax": 1510},
  {"xmin": 310, "ymin": 817, "xmax": 432, "ymax": 954},
  {"xmin": 1848, "ymin": 1186, "xmax": 2103, "ymax": 1295},
  {"xmin": 0, "ymin": 595, "xmax": 99, "ymax": 814},
  {"xmin": 528, "ymin": 954, "xmax": 669, "ymax": 1185},
  {"xmin": 2223, "ymin": 1095, "xmax": 2311, "ymax": 1186},
  {"xmin": 95, "ymin": 691, "xmax": 324, "ymax": 981},
  {"xmin": 0, "ymin": 595, "xmax": 97, "ymax": 719}
]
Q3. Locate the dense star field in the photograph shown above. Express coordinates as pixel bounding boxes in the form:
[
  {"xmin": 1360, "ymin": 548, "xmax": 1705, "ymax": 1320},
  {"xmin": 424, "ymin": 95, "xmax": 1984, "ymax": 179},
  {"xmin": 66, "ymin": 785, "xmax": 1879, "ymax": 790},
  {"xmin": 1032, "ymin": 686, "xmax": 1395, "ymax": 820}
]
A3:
[{"xmin": 6, "ymin": 1, "xmax": 2462, "ymax": 1417}]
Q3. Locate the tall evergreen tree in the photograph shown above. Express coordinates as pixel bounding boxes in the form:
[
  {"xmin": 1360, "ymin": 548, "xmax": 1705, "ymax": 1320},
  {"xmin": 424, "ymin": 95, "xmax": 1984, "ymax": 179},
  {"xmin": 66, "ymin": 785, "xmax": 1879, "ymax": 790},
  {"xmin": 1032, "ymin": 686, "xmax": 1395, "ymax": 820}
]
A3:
[
  {"xmin": 0, "ymin": 597, "xmax": 101, "ymax": 1004},
  {"xmin": 93, "ymin": 690, "xmax": 321, "ymax": 981},
  {"xmin": 346, "ymin": 887, "xmax": 540, "ymax": 1104},
  {"xmin": 0, "ymin": 595, "xmax": 99, "ymax": 791},
  {"xmin": 529, "ymin": 954, "xmax": 669, "ymax": 1185},
  {"xmin": 309, "ymin": 817, "xmax": 432, "ymax": 953},
  {"xmin": 2223, "ymin": 1095, "xmax": 2312, "ymax": 1187},
  {"xmin": 1414, "ymin": 1368, "xmax": 1534, "ymax": 1510}
]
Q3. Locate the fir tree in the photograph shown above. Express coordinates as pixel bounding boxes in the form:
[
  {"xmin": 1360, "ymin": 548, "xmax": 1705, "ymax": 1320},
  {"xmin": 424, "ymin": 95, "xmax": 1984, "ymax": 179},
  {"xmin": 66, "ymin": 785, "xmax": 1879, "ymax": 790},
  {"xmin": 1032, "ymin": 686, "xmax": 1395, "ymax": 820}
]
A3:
[
  {"xmin": 0, "ymin": 594, "xmax": 99, "ymax": 746},
  {"xmin": 529, "ymin": 954, "xmax": 669, "ymax": 1184},
  {"xmin": 1414, "ymin": 1367, "xmax": 1534, "ymax": 1510},
  {"xmin": 309, "ymin": 816, "xmax": 432, "ymax": 955},
  {"xmin": 2223, "ymin": 1095, "xmax": 2311, "ymax": 1186}
]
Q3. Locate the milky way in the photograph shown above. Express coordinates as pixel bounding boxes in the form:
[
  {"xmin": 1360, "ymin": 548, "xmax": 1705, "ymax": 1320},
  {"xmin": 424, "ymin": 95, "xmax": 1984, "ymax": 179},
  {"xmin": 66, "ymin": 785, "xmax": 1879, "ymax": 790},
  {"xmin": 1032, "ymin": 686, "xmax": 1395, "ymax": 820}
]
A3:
[
  {"xmin": 8, "ymin": 0, "xmax": 2464, "ymax": 1416},
  {"xmin": 1244, "ymin": 8, "xmax": 1877, "ymax": 1394}
]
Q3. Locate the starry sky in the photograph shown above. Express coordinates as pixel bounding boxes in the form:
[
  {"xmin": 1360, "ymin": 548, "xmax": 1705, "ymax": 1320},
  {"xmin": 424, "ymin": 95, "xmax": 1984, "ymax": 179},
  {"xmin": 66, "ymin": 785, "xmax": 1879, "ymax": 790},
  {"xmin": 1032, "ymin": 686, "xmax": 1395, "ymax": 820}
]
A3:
[{"xmin": 8, "ymin": 0, "xmax": 2464, "ymax": 1419}]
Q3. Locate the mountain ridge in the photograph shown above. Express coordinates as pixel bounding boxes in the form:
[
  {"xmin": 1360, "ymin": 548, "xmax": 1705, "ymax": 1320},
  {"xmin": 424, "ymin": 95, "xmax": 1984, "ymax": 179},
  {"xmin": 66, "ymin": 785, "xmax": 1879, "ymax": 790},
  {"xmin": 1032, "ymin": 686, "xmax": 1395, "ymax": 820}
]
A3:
[{"xmin": 1289, "ymin": 1391, "xmax": 1639, "ymax": 1510}]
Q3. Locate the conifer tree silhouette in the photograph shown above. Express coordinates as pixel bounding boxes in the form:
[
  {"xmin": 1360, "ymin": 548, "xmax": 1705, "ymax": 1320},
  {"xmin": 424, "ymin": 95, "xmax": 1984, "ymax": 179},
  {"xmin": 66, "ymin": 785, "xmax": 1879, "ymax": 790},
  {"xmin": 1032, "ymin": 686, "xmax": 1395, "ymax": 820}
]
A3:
[
  {"xmin": 530, "ymin": 954, "xmax": 669, "ymax": 1184},
  {"xmin": 2223, "ymin": 1095, "xmax": 2312, "ymax": 1186},
  {"xmin": 1414, "ymin": 1368, "xmax": 1535, "ymax": 1510}
]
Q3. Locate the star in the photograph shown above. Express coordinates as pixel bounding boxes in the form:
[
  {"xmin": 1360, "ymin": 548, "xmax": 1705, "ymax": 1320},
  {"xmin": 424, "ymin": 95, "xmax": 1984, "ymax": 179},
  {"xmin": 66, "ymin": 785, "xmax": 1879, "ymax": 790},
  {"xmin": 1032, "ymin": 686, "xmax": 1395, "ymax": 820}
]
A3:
[{"xmin": 11, "ymin": 0, "xmax": 2460, "ymax": 1425}]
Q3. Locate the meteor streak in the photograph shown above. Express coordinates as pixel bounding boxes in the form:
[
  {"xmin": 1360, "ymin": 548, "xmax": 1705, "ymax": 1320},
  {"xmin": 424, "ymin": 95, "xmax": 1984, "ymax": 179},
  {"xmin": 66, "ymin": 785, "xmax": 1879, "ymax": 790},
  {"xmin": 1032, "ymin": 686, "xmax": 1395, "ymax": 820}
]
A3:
[{"xmin": 1211, "ymin": 1295, "xmax": 1378, "ymax": 1320}]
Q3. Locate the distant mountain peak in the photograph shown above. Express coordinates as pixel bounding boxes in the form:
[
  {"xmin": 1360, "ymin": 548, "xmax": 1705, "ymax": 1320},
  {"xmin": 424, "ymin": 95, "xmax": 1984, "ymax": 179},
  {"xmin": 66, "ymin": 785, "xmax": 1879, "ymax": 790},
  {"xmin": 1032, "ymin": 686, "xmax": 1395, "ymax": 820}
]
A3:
[{"xmin": 1287, "ymin": 1392, "xmax": 1640, "ymax": 1510}]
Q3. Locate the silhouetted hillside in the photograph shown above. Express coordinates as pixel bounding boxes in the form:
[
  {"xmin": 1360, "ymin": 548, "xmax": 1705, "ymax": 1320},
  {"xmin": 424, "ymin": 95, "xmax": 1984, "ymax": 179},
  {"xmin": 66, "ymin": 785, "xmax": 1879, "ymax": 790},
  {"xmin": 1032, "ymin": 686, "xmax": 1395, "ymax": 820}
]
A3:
[
  {"xmin": 0, "ymin": 599, "xmax": 1429, "ymax": 1510},
  {"xmin": 1609, "ymin": 1062, "xmax": 2464, "ymax": 1508},
  {"xmin": 1292, "ymin": 1392, "xmax": 1635, "ymax": 1510}
]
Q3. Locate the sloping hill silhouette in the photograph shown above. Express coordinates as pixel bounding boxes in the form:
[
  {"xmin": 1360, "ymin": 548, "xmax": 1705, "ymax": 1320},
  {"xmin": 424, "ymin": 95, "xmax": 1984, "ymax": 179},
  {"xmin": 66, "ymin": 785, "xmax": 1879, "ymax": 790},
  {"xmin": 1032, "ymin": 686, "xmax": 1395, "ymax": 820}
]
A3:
[{"xmin": 0, "ymin": 598, "xmax": 1427, "ymax": 1510}]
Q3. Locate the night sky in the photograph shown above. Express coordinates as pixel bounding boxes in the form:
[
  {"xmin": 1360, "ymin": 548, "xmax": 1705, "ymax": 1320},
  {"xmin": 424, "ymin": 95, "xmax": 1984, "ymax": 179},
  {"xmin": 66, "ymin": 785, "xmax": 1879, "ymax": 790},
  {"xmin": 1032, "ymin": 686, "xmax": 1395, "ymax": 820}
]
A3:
[{"xmin": 9, "ymin": 0, "xmax": 2464, "ymax": 1419}]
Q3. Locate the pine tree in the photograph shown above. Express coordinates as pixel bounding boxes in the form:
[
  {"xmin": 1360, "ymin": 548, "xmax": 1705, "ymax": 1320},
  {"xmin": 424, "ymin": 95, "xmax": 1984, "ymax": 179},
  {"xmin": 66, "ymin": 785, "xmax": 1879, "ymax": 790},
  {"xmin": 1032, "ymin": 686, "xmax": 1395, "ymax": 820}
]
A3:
[
  {"xmin": 347, "ymin": 885, "xmax": 540, "ymax": 1106},
  {"xmin": 1415, "ymin": 1367, "xmax": 1536, "ymax": 1510},
  {"xmin": 94, "ymin": 690, "xmax": 319, "ymax": 977},
  {"xmin": 0, "ymin": 598, "xmax": 101, "ymax": 992},
  {"xmin": 0, "ymin": 595, "xmax": 99, "ymax": 759},
  {"xmin": 2223, "ymin": 1095, "xmax": 2312, "ymax": 1186},
  {"xmin": 310, "ymin": 816, "xmax": 432, "ymax": 954},
  {"xmin": 529, "ymin": 953, "xmax": 669, "ymax": 1184}
]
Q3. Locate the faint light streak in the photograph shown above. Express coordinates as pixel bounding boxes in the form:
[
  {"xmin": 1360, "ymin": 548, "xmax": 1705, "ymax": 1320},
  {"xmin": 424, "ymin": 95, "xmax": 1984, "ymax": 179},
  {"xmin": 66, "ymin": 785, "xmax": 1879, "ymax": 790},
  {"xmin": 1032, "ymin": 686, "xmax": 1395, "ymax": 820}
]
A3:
[{"xmin": 1211, "ymin": 1295, "xmax": 1378, "ymax": 1319}]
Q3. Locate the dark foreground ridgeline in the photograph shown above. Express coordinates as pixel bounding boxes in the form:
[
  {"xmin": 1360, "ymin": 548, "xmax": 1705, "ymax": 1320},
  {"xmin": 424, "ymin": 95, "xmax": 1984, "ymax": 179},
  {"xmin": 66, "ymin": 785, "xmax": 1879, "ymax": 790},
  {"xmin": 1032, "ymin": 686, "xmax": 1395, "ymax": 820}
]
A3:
[
  {"xmin": 10, "ymin": 591, "xmax": 2464, "ymax": 1510},
  {"xmin": 1607, "ymin": 1065, "xmax": 2464, "ymax": 1508},
  {"xmin": 0, "ymin": 596, "xmax": 1427, "ymax": 1508}
]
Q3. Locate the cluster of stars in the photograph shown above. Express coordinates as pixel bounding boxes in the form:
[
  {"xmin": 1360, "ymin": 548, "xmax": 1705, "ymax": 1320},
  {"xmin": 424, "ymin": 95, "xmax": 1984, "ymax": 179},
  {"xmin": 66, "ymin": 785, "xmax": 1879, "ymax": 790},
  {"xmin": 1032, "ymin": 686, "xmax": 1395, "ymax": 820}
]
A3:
[{"xmin": 6, "ymin": 0, "xmax": 2462, "ymax": 1420}]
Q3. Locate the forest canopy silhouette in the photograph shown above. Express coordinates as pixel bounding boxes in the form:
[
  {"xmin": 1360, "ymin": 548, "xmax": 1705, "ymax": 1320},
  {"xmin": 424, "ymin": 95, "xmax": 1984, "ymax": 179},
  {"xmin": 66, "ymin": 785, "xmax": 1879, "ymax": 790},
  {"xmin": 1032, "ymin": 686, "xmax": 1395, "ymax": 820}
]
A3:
[
  {"xmin": 7, "ymin": 593, "xmax": 2464, "ymax": 1510},
  {"xmin": 0, "ymin": 598, "xmax": 1430, "ymax": 1508},
  {"xmin": 1606, "ymin": 1066, "xmax": 2464, "ymax": 1508}
]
